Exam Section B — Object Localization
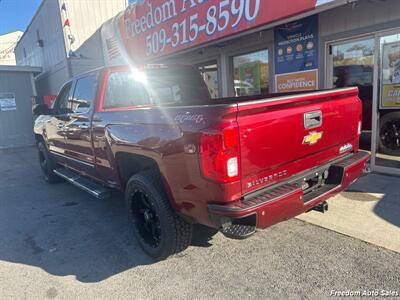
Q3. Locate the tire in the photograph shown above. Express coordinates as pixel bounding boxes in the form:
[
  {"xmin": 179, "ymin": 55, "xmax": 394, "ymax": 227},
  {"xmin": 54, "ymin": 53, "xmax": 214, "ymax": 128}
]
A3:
[
  {"xmin": 125, "ymin": 170, "xmax": 192, "ymax": 260},
  {"xmin": 37, "ymin": 140, "xmax": 60, "ymax": 183},
  {"xmin": 379, "ymin": 112, "xmax": 400, "ymax": 157}
]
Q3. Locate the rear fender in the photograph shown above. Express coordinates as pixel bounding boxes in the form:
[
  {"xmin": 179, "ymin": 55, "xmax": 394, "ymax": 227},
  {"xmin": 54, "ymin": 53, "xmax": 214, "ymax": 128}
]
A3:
[{"xmin": 105, "ymin": 123, "xmax": 184, "ymax": 209}]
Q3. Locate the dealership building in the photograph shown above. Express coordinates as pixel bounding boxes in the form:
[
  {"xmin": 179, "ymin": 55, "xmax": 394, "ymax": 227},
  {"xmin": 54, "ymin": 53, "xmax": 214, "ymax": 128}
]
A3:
[{"xmin": 16, "ymin": 0, "xmax": 400, "ymax": 175}]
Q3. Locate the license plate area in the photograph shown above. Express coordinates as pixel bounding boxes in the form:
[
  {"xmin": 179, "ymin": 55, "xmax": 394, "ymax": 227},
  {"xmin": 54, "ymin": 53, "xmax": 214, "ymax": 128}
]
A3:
[
  {"xmin": 296, "ymin": 164, "xmax": 345, "ymax": 203},
  {"xmin": 299, "ymin": 169, "xmax": 330, "ymax": 195}
]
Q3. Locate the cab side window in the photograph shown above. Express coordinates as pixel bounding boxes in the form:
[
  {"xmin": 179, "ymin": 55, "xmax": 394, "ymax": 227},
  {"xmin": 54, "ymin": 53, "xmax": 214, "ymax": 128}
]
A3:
[
  {"xmin": 103, "ymin": 72, "xmax": 150, "ymax": 109},
  {"xmin": 70, "ymin": 74, "xmax": 98, "ymax": 114},
  {"xmin": 53, "ymin": 83, "xmax": 72, "ymax": 115}
]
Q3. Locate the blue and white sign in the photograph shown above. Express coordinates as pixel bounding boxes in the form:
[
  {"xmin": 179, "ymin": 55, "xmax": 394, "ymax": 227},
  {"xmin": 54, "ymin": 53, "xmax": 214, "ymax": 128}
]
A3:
[
  {"xmin": 274, "ymin": 15, "xmax": 319, "ymax": 75},
  {"xmin": 0, "ymin": 93, "xmax": 17, "ymax": 111}
]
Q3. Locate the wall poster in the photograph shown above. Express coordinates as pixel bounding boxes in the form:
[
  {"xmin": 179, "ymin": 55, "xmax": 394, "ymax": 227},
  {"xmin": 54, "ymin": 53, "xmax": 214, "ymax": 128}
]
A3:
[
  {"xmin": 0, "ymin": 93, "xmax": 17, "ymax": 111},
  {"xmin": 381, "ymin": 41, "xmax": 400, "ymax": 108},
  {"xmin": 274, "ymin": 15, "xmax": 319, "ymax": 93}
]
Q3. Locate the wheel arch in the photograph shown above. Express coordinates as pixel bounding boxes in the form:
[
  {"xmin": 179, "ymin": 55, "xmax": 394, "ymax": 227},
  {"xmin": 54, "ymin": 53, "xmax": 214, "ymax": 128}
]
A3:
[
  {"xmin": 115, "ymin": 151, "xmax": 173, "ymax": 192},
  {"xmin": 34, "ymin": 134, "xmax": 44, "ymax": 145}
]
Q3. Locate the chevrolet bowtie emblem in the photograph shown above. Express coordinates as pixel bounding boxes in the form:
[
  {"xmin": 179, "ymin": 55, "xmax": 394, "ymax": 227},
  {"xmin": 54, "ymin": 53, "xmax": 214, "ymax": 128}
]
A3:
[{"xmin": 303, "ymin": 131, "xmax": 323, "ymax": 145}]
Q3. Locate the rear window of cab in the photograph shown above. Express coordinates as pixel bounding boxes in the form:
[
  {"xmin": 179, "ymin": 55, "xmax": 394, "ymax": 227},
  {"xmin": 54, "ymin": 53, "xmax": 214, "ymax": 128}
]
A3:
[{"xmin": 102, "ymin": 67, "xmax": 211, "ymax": 110}]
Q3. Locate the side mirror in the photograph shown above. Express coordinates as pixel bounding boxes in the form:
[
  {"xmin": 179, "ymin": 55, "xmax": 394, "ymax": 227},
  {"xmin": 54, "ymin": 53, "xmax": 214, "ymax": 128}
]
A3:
[{"xmin": 33, "ymin": 103, "xmax": 52, "ymax": 116}]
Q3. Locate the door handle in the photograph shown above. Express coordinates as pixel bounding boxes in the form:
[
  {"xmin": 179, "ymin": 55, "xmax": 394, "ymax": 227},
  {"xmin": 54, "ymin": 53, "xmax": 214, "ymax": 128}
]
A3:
[
  {"xmin": 304, "ymin": 111, "xmax": 322, "ymax": 129},
  {"xmin": 78, "ymin": 124, "xmax": 89, "ymax": 130}
]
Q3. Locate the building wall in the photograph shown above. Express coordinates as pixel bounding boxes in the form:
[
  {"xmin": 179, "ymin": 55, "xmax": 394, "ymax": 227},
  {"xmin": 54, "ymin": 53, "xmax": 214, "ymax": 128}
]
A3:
[
  {"xmin": 15, "ymin": 0, "xmax": 66, "ymax": 69},
  {"xmin": 15, "ymin": 0, "xmax": 400, "ymax": 101},
  {"xmin": 320, "ymin": 0, "xmax": 400, "ymax": 38},
  {"xmin": 163, "ymin": 0, "xmax": 400, "ymax": 96},
  {"xmin": 71, "ymin": 28, "xmax": 105, "ymax": 76},
  {"xmin": 15, "ymin": 0, "xmax": 128, "ymax": 101},
  {"xmin": 15, "ymin": 0, "xmax": 127, "ymax": 70},
  {"xmin": 318, "ymin": 0, "xmax": 400, "ymax": 88},
  {"xmin": 0, "ymin": 71, "xmax": 37, "ymax": 148},
  {"xmin": 63, "ymin": 0, "xmax": 127, "ymax": 54},
  {"xmin": 35, "ymin": 60, "xmax": 70, "ymax": 100},
  {"xmin": 0, "ymin": 31, "xmax": 23, "ymax": 66}
]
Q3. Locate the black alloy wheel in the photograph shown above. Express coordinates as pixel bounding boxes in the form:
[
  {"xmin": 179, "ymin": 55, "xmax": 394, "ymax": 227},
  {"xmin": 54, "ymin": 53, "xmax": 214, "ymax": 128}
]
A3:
[
  {"xmin": 38, "ymin": 149, "xmax": 48, "ymax": 174},
  {"xmin": 379, "ymin": 112, "xmax": 400, "ymax": 156},
  {"xmin": 125, "ymin": 170, "xmax": 192, "ymax": 260},
  {"xmin": 37, "ymin": 141, "xmax": 60, "ymax": 183},
  {"xmin": 130, "ymin": 189, "xmax": 162, "ymax": 249}
]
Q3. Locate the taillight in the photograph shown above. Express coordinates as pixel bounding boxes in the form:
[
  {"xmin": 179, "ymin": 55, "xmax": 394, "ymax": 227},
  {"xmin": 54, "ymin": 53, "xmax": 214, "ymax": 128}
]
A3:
[{"xmin": 200, "ymin": 122, "xmax": 240, "ymax": 183}]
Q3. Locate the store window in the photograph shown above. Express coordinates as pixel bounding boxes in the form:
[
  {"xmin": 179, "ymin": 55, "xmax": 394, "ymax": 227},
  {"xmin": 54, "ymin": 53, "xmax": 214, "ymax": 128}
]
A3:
[
  {"xmin": 330, "ymin": 38, "xmax": 375, "ymax": 138},
  {"xmin": 332, "ymin": 39, "xmax": 374, "ymax": 89},
  {"xmin": 375, "ymin": 33, "xmax": 400, "ymax": 170},
  {"xmin": 232, "ymin": 49, "xmax": 269, "ymax": 97},
  {"xmin": 198, "ymin": 61, "xmax": 219, "ymax": 99}
]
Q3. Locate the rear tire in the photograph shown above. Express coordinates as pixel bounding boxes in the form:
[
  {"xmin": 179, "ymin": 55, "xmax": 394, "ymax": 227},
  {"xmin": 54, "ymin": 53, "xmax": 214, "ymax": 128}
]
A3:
[
  {"xmin": 37, "ymin": 141, "xmax": 60, "ymax": 183},
  {"xmin": 379, "ymin": 112, "xmax": 400, "ymax": 156},
  {"xmin": 125, "ymin": 170, "xmax": 192, "ymax": 260}
]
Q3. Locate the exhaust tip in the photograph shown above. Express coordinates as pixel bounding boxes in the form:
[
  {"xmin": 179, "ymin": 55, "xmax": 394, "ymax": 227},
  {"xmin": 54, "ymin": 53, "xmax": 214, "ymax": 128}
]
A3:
[{"xmin": 363, "ymin": 164, "xmax": 371, "ymax": 175}]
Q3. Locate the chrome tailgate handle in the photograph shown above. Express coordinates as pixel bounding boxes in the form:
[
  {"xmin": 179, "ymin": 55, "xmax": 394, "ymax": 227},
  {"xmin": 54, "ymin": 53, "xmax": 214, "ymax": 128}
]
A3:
[{"xmin": 304, "ymin": 111, "xmax": 322, "ymax": 129}]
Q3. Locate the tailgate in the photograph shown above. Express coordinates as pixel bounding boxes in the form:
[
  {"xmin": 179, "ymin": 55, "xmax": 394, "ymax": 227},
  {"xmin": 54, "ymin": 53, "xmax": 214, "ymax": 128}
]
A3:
[{"xmin": 237, "ymin": 88, "xmax": 361, "ymax": 194}]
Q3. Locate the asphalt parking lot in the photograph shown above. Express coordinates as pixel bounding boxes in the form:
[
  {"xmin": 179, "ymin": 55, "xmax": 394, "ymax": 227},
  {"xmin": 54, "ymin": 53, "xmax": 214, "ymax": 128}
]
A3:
[{"xmin": 0, "ymin": 147, "xmax": 399, "ymax": 299}]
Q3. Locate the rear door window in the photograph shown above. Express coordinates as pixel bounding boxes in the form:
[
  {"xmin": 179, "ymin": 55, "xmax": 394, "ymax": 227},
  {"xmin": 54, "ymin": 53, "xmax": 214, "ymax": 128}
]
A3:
[{"xmin": 70, "ymin": 73, "xmax": 98, "ymax": 114}]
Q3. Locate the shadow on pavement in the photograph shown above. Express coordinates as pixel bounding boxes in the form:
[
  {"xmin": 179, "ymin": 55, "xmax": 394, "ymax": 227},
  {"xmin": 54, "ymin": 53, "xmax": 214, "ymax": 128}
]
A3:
[
  {"xmin": 0, "ymin": 147, "xmax": 218, "ymax": 283},
  {"xmin": 373, "ymin": 196, "xmax": 400, "ymax": 227},
  {"xmin": 191, "ymin": 225, "xmax": 219, "ymax": 247},
  {"xmin": 346, "ymin": 174, "xmax": 400, "ymax": 228}
]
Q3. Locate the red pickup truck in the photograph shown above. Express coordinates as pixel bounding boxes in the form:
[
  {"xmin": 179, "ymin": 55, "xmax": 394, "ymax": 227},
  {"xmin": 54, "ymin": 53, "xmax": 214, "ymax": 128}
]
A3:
[{"xmin": 33, "ymin": 64, "xmax": 370, "ymax": 260}]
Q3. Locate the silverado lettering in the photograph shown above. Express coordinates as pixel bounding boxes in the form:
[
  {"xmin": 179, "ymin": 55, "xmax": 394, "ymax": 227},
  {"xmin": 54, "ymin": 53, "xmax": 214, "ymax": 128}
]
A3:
[{"xmin": 247, "ymin": 170, "xmax": 289, "ymax": 189}]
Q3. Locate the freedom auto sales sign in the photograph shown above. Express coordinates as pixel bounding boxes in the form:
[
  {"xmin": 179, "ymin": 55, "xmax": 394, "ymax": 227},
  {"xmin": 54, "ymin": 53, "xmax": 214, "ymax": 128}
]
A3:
[{"xmin": 118, "ymin": 0, "xmax": 323, "ymax": 62}]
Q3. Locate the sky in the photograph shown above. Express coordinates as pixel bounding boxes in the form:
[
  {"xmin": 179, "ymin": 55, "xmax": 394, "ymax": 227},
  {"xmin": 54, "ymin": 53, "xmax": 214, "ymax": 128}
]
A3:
[{"xmin": 0, "ymin": 0, "xmax": 42, "ymax": 35}]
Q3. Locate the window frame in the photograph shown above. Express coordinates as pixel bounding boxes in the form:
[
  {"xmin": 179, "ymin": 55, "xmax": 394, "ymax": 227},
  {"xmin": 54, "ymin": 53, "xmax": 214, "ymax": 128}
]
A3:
[
  {"xmin": 196, "ymin": 59, "xmax": 220, "ymax": 99},
  {"xmin": 70, "ymin": 72, "xmax": 99, "ymax": 115},
  {"xmin": 98, "ymin": 68, "xmax": 155, "ymax": 113},
  {"xmin": 52, "ymin": 81, "xmax": 73, "ymax": 115},
  {"xmin": 102, "ymin": 70, "xmax": 153, "ymax": 110},
  {"xmin": 97, "ymin": 66, "xmax": 212, "ymax": 111}
]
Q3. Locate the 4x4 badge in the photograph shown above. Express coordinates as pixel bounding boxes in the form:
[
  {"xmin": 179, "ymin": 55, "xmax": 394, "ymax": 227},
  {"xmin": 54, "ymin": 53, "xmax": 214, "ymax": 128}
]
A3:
[{"xmin": 303, "ymin": 131, "xmax": 323, "ymax": 145}]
